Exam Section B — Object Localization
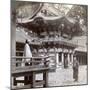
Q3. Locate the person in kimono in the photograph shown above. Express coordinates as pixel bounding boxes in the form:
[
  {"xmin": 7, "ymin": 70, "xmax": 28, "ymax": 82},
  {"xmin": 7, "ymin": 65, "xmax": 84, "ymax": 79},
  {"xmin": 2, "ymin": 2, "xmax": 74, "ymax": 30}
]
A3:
[
  {"xmin": 22, "ymin": 39, "xmax": 32, "ymax": 66},
  {"xmin": 73, "ymin": 56, "xmax": 79, "ymax": 81}
]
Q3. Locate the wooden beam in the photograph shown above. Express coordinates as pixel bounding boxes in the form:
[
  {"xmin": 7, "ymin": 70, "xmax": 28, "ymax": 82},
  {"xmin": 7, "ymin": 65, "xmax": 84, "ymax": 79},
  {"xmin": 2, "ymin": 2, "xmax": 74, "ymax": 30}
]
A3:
[{"xmin": 12, "ymin": 84, "xmax": 31, "ymax": 90}]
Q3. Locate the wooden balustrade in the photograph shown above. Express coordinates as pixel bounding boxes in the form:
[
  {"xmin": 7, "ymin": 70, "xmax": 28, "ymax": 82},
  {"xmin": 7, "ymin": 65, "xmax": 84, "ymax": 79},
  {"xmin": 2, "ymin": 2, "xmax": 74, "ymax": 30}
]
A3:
[{"xmin": 11, "ymin": 56, "xmax": 50, "ymax": 89}]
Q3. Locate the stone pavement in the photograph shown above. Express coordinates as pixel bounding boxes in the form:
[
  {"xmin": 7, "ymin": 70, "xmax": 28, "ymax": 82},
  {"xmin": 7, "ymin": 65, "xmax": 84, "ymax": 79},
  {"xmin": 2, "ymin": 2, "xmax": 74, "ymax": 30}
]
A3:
[{"xmin": 36, "ymin": 65, "xmax": 87, "ymax": 87}]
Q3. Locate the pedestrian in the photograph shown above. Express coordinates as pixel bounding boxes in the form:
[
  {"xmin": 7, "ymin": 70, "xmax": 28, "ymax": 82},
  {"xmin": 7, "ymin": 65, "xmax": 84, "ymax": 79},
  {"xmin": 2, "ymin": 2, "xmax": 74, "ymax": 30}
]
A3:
[
  {"xmin": 73, "ymin": 56, "xmax": 79, "ymax": 81},
  {"xmin": 22, "ymin": 39, "xmax": 32, "ymax": 66}
]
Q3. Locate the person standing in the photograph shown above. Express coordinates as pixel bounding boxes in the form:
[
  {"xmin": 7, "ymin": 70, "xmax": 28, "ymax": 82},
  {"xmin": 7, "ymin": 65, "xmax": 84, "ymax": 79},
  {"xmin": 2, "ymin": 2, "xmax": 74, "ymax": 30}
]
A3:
[
  {"xmin": 73, "ymin": 56, "xmax": 79, "ymax": 81},
  {"xmin": 22, "ymin": 39, "xmax": 32, "ymax": 66}
]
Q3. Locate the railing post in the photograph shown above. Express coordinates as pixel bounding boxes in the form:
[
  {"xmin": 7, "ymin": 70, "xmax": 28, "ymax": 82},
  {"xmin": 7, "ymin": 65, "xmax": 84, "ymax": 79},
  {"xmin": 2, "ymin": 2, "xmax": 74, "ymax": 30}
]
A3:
[
  {"xmin": 13, "ymin": 77, "xmax": 17, "ymax": 86},
  {"xmin": 43, "ymin": 70, "xmax": 48, "ymax": 87},
  {"xmin": 31, "ymin": 72, "xmax": 35, "ymax": 88}
]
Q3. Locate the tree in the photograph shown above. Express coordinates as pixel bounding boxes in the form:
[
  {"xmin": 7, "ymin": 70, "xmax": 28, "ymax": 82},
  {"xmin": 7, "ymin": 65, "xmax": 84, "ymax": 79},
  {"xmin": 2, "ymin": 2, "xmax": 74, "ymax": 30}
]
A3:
[
  {"xmin": 67, "ymin": 5, "xmax": 87, "ymax": 26},
  {"xmin": 12, "ymin": 1, "xmax": 43, "ymax": 22}
]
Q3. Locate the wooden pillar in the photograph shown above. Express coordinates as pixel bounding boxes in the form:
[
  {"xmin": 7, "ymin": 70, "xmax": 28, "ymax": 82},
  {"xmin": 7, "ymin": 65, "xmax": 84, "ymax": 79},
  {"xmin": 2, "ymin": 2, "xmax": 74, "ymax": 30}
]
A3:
[
  {"xmin": 54, "ymin": 47, "xmax": 57, "ymax": 67},
  {"xmin": 31, "ymin": 72, "xmax": 36, "ymax": 88},
  {"xmin": 56, "ymin": 53, "xmax": 59, "ymax": 67},
  {"xmin": 43, "ymin": 71, "xmax": 48, "ymax": 87},
  {"xmin": 11, "ymin": 1, "xmax": 16, "ymax": 57},
  {"xmin": 11, "ymin": 25, "xmax": 16, "ymax": 56},
  {"xmin": 61, "ymin": 52, "xmax": 64, "ymax": 67},
  {"xmin": 13, "ymin": 77, "xmax": 17, "ymax": 86},
  {"xmin": 11, "ymin": 5, "xmax": 16, "ymax": 86},
  {"xmin": 67, "ymin": 53, "xmax": 70, "ymax": 67},
  {"xmin": 71, "ymin": 53, "xmax": 74, "ymax": 65},
  {"xmin": 24, "ymin": 76, "xmax": 29, "ymax": 85}
]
